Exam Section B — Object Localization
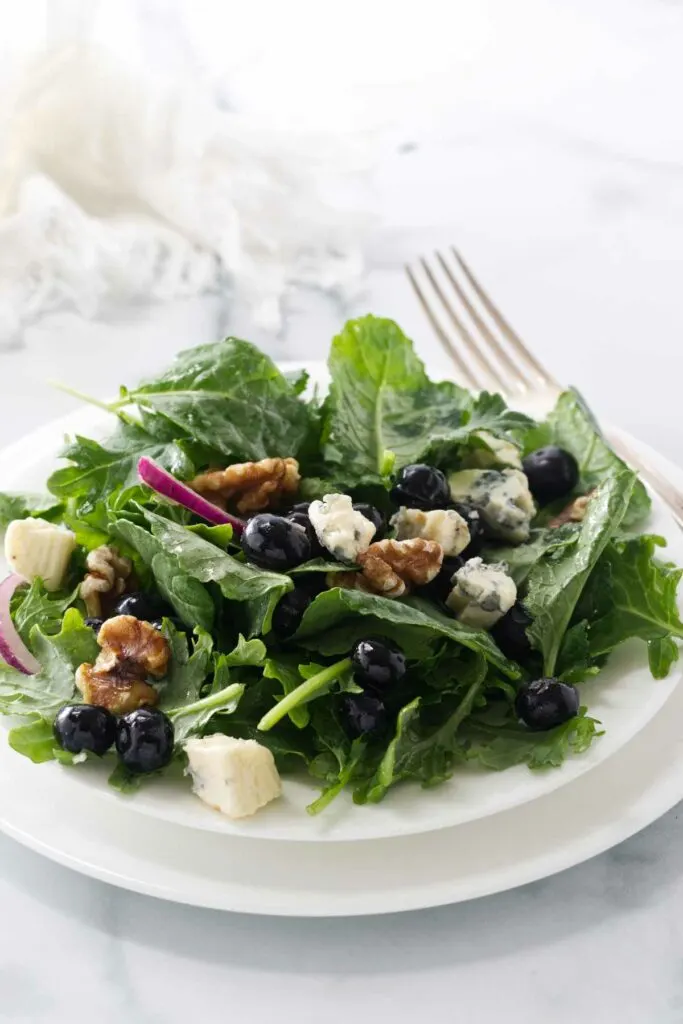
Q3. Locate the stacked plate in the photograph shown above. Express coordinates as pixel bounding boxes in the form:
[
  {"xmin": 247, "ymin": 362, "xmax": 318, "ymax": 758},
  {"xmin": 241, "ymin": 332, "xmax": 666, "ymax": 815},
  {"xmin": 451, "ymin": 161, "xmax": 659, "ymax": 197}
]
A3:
[{"xmin": 1, "ymin": 397, "xmax": 682, "ymax": 917}]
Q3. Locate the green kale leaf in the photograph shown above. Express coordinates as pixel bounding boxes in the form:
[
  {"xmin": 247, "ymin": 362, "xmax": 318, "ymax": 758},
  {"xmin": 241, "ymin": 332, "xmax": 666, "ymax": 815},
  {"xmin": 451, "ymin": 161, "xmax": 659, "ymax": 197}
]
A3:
[
  {"xmin": 11, "ymin": 579, "xmax": 80, "ymax": 649},
  {"xmin": 118, "ymin": 337, "xmax": 312, "ymax": 462},
  {"xmin": 143, "ymin": 510, "xmax": 293, "ymax": 635},
  {"xmin": 0, "ymin": 492, "xmax": 63, "ymax": 528},
  {"xmin": 160, "ymin": 626, "xmax": 244, "ymax": 744},
  {"xmin": 0, "ymin": 609, "xmax": 97, "ymax": 721},
  {"xmin": 322, "ymin": 316, "xmax": 470, "ymax": 483},
  {"xmin": 461, "ymin": 706, "xmax": 602, "ymax": 770},
  {"xmin": 648, "ymin": 636, "xmax": 680, "ymax": 679},
  {"xmin": 585, "ymin": 534, "xmax": 683, "ymax": 663},
  {"xmin": 47, "ymin": 420, "xmax": 195, "ymax": 510},
  {"xmin": 112, "ymin": 518, "xmax": 216, "ymax": 632},
  {"xmin": 526, "ymin": 389, "xmax": 650, "ymax": 525},
  {"xmin": 294, "ymin": 587, "xmax": 519, "ymax": 677},
  {"xmin": 483, "ymin": 525, "xmax": 579, "ymax": 586},
  {"xmin": 355, "ymin": 653, "xmax": 488, "ymax": 803},
  {"xmin": 525, "ymin": 468, "xmax": 636, "ymax": 675}
]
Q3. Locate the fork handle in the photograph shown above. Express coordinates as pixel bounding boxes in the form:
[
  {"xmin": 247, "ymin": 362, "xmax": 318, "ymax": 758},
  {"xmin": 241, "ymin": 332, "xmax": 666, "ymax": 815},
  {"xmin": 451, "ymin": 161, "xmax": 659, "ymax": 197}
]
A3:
[{"xmin": 606, "ymin": 432, "xmax": 683, "ymax": 527}]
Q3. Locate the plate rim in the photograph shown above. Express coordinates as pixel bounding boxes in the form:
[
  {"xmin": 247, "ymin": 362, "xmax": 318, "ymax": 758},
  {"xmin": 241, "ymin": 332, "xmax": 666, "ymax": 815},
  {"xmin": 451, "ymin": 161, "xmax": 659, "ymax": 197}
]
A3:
[{"xmin": 0, "ymin": 431, "xmax": 680, "ymax": 914}]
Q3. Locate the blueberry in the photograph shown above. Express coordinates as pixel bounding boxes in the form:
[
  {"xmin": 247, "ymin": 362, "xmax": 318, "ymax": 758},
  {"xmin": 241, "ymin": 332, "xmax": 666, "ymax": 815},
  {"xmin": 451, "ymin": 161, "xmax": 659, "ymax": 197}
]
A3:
[
  {"xmin": 241, "ymin": 514, "xmax": 312, "ymax": 571},
  {"xmin": 272, "ymin": 587, "xmax": 313, "ymax": 637},
  {"xmin": 421, "ymin": 556, "xmax": 465, "ymax": 604},
  {"xmin": 286, "ymin": 511, "xmax": 324, "ymax": 558},
  {"xmin": 289, "ymin": 501, "xmax": 311, "ymax": 515},
  {"xmin": 352, "ymin": 503, "xmax": 385, "ymax": 540},
  {"xmin": 522, "ymin": 446, "xmax": 579, "ymax": 506},
  {"xmin": 515, "ymin": 678, "xmax": 580, "ymax": 730},
  {"xmin": 84, "ymin": 617, "xmax": 104, "ymax": 633},
  {"xmin": 491, "ymin": 604, "xmax": 533, "ymax": 662},
  {"xmin": 343, "ymin": 693, "xmax": 388, "ymax": 737},
  {"xmin": 390, "ymin": 464, "xmax": 450, "ymax": 511},
  {"xmin": 113, "ymin": 592, "xmax": 171, "ymax": 622},
  {"xmin": 115, "ymin": 707, "xmax": 174, "ymax": 773},
  {"xmin": 351, "ymin": 638, "xmax": 407, "ymax": 691},
  {"xmin": 54, "ymin": 704, "xmax": 116, "ymax": 756}
]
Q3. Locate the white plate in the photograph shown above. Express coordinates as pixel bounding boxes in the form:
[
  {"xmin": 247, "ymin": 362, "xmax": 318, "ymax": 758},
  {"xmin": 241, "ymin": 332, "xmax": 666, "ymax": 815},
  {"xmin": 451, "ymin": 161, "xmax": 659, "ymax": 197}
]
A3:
[
  {"xmin": 1, "ymin": 431, "xmax": 683, "ymax": 917},
  {"xmin": 0, "ymin": 379, "xmax": 681, "ymax": 843}
]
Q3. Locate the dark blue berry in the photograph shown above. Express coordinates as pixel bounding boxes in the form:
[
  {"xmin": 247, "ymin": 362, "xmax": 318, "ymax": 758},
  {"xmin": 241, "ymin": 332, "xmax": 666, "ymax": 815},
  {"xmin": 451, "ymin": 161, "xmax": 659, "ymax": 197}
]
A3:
[
  {"xmin": 390, "ymin": 464, "xmax": 450, "ymax": 511},
  {"xmin": 351, "ymin": 638, "xmax": 406, "ymax": 691},
  {"xmin": 522, "ymin": 446, "xmax": 579, "ymax": 506},
  {"xmin": 515, "ymin": 678, "xmax": 579, "ymax": 730},
  {"xmin": 241, "ymin": 514, "xmax": 311, "ymax": 571},
  {"xmin": 54, "ymin": 704, "xmax": 116, "ymax": 756},
  {"xmin": 344, "ymin": 694, "xmax": 388, "ymax": 737},
  {"xmin": 115, "ymin": 708, "xmax": 174, "ymax": 773}
]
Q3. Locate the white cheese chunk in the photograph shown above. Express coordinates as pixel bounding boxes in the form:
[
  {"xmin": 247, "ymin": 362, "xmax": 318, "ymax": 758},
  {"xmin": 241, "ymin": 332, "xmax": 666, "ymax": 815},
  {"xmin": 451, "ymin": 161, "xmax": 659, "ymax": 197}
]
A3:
[
  {"xmin": 465, "ymin": 431, "xmax": 523, "ymax": 470},
  {"xmin": 448, "ymin": 468, "xmax": 535, "ymax": 544},
  {"xmin": 446, "ymin": 557, "xmax": 517, "ymax": 629},
  {"xmin": 390, "ymin": 507, "xmax": 470, "ymax": 556},
  {"xmin": 308, "ymin": 493, "xmax": 376, "ymax": 562},
  {"xmin": 4, "ymin": 518, "xmax": 76, "ymax": 591},
  {"xmin": 184, "ymin": 735, "xmax": 282, "ymax": 819}
]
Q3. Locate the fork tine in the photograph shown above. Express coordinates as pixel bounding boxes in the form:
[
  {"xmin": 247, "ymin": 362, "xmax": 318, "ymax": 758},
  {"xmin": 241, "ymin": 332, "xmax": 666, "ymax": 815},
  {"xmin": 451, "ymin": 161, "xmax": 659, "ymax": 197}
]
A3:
[
  {"xmin": 452, "ymin": 247, "xmax": 558, "ymax": 387},
  {"xmin": 405, "ymin": 264, "xmax": 480, "ymax": 390},
  {"xmin": 434, "ymin": 251, "xmax": 531, "ymax": 393},
  {"xmin": 418, "ymin": 257, "xmax": 510, "ymax": 392}
]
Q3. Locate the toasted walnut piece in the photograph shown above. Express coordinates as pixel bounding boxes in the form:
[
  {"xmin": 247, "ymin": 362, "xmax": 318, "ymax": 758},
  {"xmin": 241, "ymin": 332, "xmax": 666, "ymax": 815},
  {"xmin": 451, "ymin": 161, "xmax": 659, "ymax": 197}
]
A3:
[
  {"xmin": 75, "ymin": 664, "xmax": 159, "ymax": 714},
  {"xmin": 75, "ymin": 615, "xmax": 170, "ymax": 714},
  {"xmin": 190, "ymin": 458, "xmax": 300, "ymax": 514},
  {"xmin": 351, "ymin": 538, "xmax": 444, "ymax": 599},
  {"xmin": 328, "ymin": 572, "xmax": 381, "ymax": 595},
  {"xmin": 548, "ymin": 490, "xmax": 595, "ymax": 528},
  {"xmin": 80, "ymin": 545, "xmax": 132, "ymax": 618},
  {"xmin": 97, "ymin": 616, "xmax": 170, "ymax": 678}
]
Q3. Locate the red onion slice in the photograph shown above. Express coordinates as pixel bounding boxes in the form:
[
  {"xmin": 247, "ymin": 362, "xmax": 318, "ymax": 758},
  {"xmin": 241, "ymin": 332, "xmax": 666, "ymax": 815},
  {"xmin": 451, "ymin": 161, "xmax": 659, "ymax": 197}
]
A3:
[
  {"xmin": 0, "ymin": 574, "xmax": 41, "ymax": 675},
  {"xmin": 138, "ymin": 457, "xmax": 244, "ymax": 536}
]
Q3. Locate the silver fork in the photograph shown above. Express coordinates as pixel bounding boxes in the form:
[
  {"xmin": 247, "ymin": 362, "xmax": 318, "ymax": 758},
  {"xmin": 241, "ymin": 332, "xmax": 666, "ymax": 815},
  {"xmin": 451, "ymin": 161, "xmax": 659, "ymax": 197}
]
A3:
[{"xmin": 406, "ymin": 247, "xmax": 683, "ymax": 523}]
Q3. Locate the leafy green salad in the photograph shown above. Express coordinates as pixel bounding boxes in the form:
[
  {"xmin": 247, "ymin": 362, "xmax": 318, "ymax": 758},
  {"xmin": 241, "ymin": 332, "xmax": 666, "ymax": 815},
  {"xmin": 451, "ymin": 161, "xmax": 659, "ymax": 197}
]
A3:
[{"xmin": 0, "ymin": 315, "xmax": 681, "ymax": 820}]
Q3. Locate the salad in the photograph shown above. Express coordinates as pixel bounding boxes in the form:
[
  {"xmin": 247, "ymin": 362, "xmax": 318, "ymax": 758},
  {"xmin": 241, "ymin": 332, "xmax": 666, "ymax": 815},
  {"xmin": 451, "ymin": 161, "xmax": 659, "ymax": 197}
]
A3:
[{"xmin": 0, "ymin": 315, "xmax": 681, "ymax": 820}]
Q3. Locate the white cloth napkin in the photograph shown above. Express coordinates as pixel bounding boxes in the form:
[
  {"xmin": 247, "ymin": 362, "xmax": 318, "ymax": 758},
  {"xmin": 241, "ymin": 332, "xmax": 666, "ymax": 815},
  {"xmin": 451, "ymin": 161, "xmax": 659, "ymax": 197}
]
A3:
[{"xmin": 0, "ymin": 43, "xmax": 369, "ymax": 347}]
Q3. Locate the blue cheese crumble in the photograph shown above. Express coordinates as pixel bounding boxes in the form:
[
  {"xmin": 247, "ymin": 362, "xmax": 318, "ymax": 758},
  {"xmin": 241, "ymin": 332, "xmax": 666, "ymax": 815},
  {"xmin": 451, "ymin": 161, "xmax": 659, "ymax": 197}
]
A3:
[
  {"xmin": 390, "ymin": 507, "xmax": 470, "ymax": 557},
  {"xmin": 446, "ymin": 557, "xmax": 517, "ymax": 629},
  {"xmin": 448, "ymin": 468, "xmax": 535, "ymax": 544},
  {"xmin": 308, "ymin": 493, "xmax": 376, "ymax": 562},
  {"xmin": 464, "ymin": 430, "xmax": 523, "ymax": 470}
]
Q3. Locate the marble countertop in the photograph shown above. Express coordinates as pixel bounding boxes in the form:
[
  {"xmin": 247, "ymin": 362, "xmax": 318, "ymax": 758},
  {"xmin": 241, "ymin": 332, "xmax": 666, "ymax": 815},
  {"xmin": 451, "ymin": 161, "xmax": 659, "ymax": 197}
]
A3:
[{"xmin": 2, "ymin": 2, "xmax": 683, "ymax": 1020}]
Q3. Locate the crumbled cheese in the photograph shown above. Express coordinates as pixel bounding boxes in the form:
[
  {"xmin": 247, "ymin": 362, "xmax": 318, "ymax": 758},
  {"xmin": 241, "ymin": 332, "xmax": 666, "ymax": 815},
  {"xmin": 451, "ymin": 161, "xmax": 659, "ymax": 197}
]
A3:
[
  {"xmin": 390, "ymin": 507, "xmax": 470, "ymax": 557},
  {"xmin": 446, "ymin": 557, "xmax": 517, "ymax": 629},
  {"xmin": 184, "ymin": 735, "xmax": 282, "ymax": 819},
  {"xmin": 465, "ymin": 431, "xmax": 523, "ymax": 470},
  {"xmin": 448, "ymin": 468, "xmax": 535, "ymax": 544},
  {"xmin": 4, "ymin": 518, "xmax": 76, "ymax": 591},
  {"xmin": 308, "ymin": 493, "xmax": 376, "ymax": 562}
]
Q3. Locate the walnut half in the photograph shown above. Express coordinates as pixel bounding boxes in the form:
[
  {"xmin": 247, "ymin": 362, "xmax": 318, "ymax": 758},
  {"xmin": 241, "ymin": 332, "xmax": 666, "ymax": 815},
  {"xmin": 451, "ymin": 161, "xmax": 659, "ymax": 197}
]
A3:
[
  {"xmin": 80, "ymin": 545, "xmax": 132, "ymax": 619},
  {"xmin": 190, "ymin": 457, "xmax": 300, "ymax": 515},
  {"xmin": 335, "ymin": 538, "xmax": 444, "ymax": 598},
  {"xmin": 76, "ymin": 665, "xmax": 159, "ymax": 715},
  {"xmin": 76, "ymin": 615, "xmax": 169, "ymax": 714},
  {"xmin": 548, "ymin": 490, "xmax": 595, "ymax": 528}
]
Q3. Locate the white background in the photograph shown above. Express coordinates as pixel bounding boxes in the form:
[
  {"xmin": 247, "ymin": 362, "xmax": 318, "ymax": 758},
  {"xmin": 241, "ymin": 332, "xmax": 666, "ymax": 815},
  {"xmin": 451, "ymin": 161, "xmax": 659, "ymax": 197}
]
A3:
[{"xmin": 0, "ymin": 1, "xmax": 683, "ymax": 1021}]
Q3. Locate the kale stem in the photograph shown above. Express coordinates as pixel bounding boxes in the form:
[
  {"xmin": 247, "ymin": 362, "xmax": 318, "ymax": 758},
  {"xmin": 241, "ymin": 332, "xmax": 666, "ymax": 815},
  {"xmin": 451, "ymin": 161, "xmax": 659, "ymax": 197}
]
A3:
[
  {"xmin": 258, "ymin": 657, "xmax": 352, "ymax": 732},
  {"xmin": 48, "ymin": 380, "xmax": 121, "ymax": 414},
  {"xmin": 167, "ymin": 682, "xmax": 244, "ymax": 720}
]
